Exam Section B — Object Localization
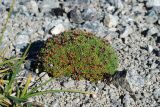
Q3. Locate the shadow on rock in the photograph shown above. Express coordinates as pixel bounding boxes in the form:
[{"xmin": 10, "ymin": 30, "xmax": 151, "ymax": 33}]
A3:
[
  {"xmin": 21, "ymin": 40, "xmax": 45, "ymax": 72},
  {"xmin": 111, "ymin": 70, "xmax": 132, "ymax": 92}
]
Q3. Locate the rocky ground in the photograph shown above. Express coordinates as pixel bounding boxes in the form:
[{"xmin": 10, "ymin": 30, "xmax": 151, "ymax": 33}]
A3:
[{"xmin": 0, "ymin": 0, "xmax": 160, "ymax": 107}]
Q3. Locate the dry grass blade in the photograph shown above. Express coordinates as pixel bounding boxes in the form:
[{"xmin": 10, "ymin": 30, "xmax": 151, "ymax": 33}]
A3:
[
  {"xmin": 0, "ymin": 68, "xmax": 10, "ymax": 73},
  {"xmin": 0, "ymin": 94, "xmax": 11, "ymax": 106},
  {"xmin": 24, "ymin": 89, "xmax": 95, "ymax": 99},
  {"xmin": 20, "ymin": 73, "xmax": 32, "ymax": 98}
]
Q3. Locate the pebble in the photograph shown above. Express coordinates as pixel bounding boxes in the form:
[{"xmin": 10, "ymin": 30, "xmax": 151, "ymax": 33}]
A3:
[
  {"xmin": 148, "ymin": 27, "xmax": 159, "ymax": 36},
  {"xmin": 126, "ymin": 70, "xmax": 145, "ymax": 92},
  {"xmin": 50, "ymin": 24, "xmax": 66, "ymax": 35},
  {"xmin": 82, "ymin": 21, "xmax": 107, "ymax": 37},
  {"xmin": 148, "ymin": 45, "xmax": 153, "ymax": 53},
  {"xmin": 123, "ymin": 93, "xmax": 135, "ymax": 107},
  {"xmin": 120, "ymin": 26, "xmax": 133, "ymax": 38},
  {"xmin": 146, "ymin": 0, "xmax": 160, "ymax": 7},
  {"xmin": 146, "ymin": 10, "xmax": 158, "ymax": 24},
  {"xmin": 26, "ymin": 0, "xmax": 39, "ymax": 14},
  {"xmin": 103, "ymin": 14, "xmax": 119, "ymax": 28},
  {"xmin": 82, "ymin": 7, "xmax": 98, "ymax": 21},
  {"xmin": 63, "ymin": 79, "xmax": 75, "ymax": 88},
  {"xmin": 39, "ymin": 72, "xmax": 50, "ymax": 81},
  {"xmin": 39, "ymin": 0, "xmax": 59, "ymax": 13},
  {"xmin": 151, "ymin": 69, "xmax": 160, "ymax": 74},
  {"xmin": 69, "ymin": 8, "xmax": 84, "ymax": 24},
  {"xmin": 15, "ymin": 31, "xmax": 30, "ymax": 49},
  {"xmin": 153, "ymin": 88, "xmax": 160, "ymax": 100},
  {"xmin": 108, "ymin": 0, "xmax": 124, "ymax": 9}
]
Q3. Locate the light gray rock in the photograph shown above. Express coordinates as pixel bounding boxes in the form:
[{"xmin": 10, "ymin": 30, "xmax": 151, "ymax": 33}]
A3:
[
  {"xmin": 148, "ymin": 45, "xmax": 153, "ymax": 53},
  {"xmin": 82, "ymin": 21, "xmax": 107, "ymax": 37},
  {"xmin": 39, "ymin": 72, "xmax": 50, "ymax": 81},
  {"xmin": 69, "ymin": 8, "xmax": 84, "ymax": 24},
  {"xmin": 18, "ymin": 5, "xmax": 30, "ymax": 16},
  {"xmin": 108, "ymin": 0, "xmax": 124, "ymax": 9},
  {"xmin": 103, "ymin": 14, "xmax": 119, "ymax": 28},
  {"xmin": 153, "ymin": 88, "xmax": 160, "ymax": 101},
  {"xmin": 148, "ymin": 27, "xmax": 159, "ymax": 36},
  {"xmin": 39, "ymin": 0, "xmax": 59, "ymax": 13},
  {"xmin": 151, "ymin": 63, "xmax": 158, "ymax": 69},
  {"xmin": 146, "ymin": 0, "xmax": 160, "ymax": 7},
  {"xmin": 77, "ymin": 0, "xmax": 91, "ymax": 10},
  {"xmin": 120, "ymin": 26, "xmax": 133, "ymax": 38},
  {"xmin": 50, "ymin": 23, "xmax": 66, "ymax": 35},
  {"xmin": 112, "ymin": 71, "xmax": 132, "ymax": 92},
  {"xmin": 26, "ymin": 0, "xmax": 39, "ymax": 14},
  {"xmin": 15, "ymin": 31, "xmax": 30, "ymax": 49},
  {"xmin": 146, "ymin": 10, "xmax": 158, "ymax": 24},
  {"xmin": 37, "ymin": 29, "xmax": 44, "ymax": 36},
  {"xmin": 151, "ymin": 69, "xmax": 160, "ymax": 74},
  {"xmin": 82, "ymin": 7, "xmax": 97, "ymax": 21},
  {"xmin": 126, "ymin": 70, "xmax": 145, "ymax": 92},
  {"xmin": 76, "ymin": 80, "xmax": 86, "ymax": 90},
  {"xmin": 63, "ymin": 79, "xmax": 75, "ymax": 89},
  {"xmin": 123, "ymin": 93, "xmax": 135, "ymax": 107}
]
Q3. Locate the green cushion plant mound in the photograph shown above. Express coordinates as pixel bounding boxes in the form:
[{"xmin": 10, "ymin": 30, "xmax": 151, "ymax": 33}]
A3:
[{"xmin": 39, "ymin": 30, "xmax": 118, "ymax": 82}]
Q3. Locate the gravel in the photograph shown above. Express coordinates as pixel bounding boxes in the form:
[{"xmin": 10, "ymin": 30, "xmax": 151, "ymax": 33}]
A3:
[{"xmin": 0, "ymin": 0, "xmax": 160, "ymax": 107}]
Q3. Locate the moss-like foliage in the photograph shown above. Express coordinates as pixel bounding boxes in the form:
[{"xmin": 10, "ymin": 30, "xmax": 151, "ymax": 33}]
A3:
[{"xmin": 38, "ymin": 30, "xmax": 118, "ymax": 82}]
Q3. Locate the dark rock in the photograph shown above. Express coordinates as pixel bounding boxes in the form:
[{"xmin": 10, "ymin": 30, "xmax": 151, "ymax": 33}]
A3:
[
  {"xmin": 153, "ymin": 49, "xmax": 160, "ymax": 57},
  {"xmin": 68, "ymin": 8, "xmax": 84, "ymax": 24},
  {"xmin": 111, "ymin": 70, "xmax": 132, "ymax": 92},
  {"xmin": 156, "ymin": 37, "xmax": 160, "ymax": 43},
  {"xmin": 50, "ymin": 8, "xmax": 65, "ymax": 17}
]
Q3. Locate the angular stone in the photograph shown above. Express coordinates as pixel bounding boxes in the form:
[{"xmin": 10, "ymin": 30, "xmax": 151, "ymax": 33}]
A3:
[
  {"xmin": 146, "ymin": 0, "xmax": 160, "ymax": 7},
  {"xmin": 68, "ymin": 8, "xmax": 84, "ymax": 24},
  {"xmin": 26, "ymin": 0, "xmax": 38, "ymax": 13},
  {"xmin": 39, "ymin": 0, "xmax": 59, "ymax": 13},
  {"xmin": 120, "ymin": 26, "xmax": 133, "ymax": 38},
  {"xmin": 108, "ymin": 0, "xmax": 124, "ymax": 9},
  {"xmin": 15, "ymin": 31, "xmax": 30, "ymax": 49},
  {"xmin": 82, "ymin": 7, "xmax": 97, "ymax": 21},
  {"xmin": 50, "ymin": 24, "xmax": 66, "ymax": 35},
  {"xmin": 104, "ymin": 14, "xmax": 119, "ymax": 28},
  {"xmin": 148, "ymin": 45, "xmax": 153, "ymax": 53},
  {"xmin": 126, "ymin": 70, "xmax": 145, "ymax": 92}
]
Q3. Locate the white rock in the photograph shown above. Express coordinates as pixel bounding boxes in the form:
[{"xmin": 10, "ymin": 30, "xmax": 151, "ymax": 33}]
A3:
[
  {"xmin": 146, "ymin": 0, "xmax": 160, "ymax": 7},
  {"xmin": 15, "ymin": 32, "xmax": 30, "ymax": 49},
  {"xmin": 151, "ymin": 63, "xmax": 158, "ymax": 69},
  {"xmin": 37, "ymin": 29, "xmax": 44, "ymax": 35},
  {"xmin": 148, "ymin": 45, "xmax": 153, "ymax": 53},
  {"xmin": 126, "ymin": 70, "xmax": 145, "ymax": 92},
  {"xmin": 109, "ymin": 0, "xmax": 124, "ymax": 9},
  {"xmin": 120, "ymin": 26, "xmax": 133, "ymax": 38},
  {"xmin": 153, "ymin": 88, "xmax": 160, "ymax": 100},
  {"xmin": 92, "ymin": 93, "xmax": 98, "ymax": 99},
  {"xmin": 148, "ymin": 27, "xmax": 159, "ymax": 35},
  {"xmin": 151, "ymin": 69, "xmax": 160, "ymax": 74},
  {"xmin": 63, "ymin": 79, "xmax": 75, "ymax": 88},
  {"xmin": 39, "ymin": 72, "xmax": 50, "ymax": 81},
  {"xmin": 104, "ymin": 14, "xmax": 119, "ymax": 28},
  {"xmin": 26, "ymin": 0, "xmax": 38, "ymax": 13},
  {"xmin": 50, "ymin": 24, "xmax": 66, "ymax": 35},
  {"xmin": 39, "ymin": 0, "xmax": 59, "ymax": 13},
  {"xmin": 158, "ymin": 20, "xmax": 160, "ymax": 24},
  {"xmin": 123, "ymin": 93, "xmax": 135, "ymax": 107}
]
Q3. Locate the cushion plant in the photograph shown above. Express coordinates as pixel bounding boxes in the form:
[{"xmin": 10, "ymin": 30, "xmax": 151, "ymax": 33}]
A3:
[{"xmin": 38, "ymin": 30, "xmax": 118, "ymax": 82}]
